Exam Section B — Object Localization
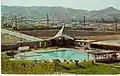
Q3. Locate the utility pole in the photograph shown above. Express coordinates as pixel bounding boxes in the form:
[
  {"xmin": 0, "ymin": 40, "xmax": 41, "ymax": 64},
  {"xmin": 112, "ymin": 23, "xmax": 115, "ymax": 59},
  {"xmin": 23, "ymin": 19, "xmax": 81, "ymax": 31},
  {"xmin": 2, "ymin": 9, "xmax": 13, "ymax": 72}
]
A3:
[
  {"xmin": 101, "ymin": 17, "xmax": 104, "ymax": 23},
  {"xmin": 71, "ymin": 18, "xmax": 74, "ymax": 27},
  {"xmin": 2, "ymin": 15, "xmax": 5, "ymax": 24},
  {"xmin": 114, "ymin": 17, "xmax": 118, "ymax": 32},
  {"xmin": 20, "ymin": 16, "xmax": 24, "ymax": 23},
  {"xmin": 46, "ymin": 14, "xmax": 49, "ymax": 27},
  {"xmin": 15, "ymin": 15, "xmax": 17, "ymax": 28},
  {"xmin": 12, "ymin": 15, "xmax": 17, "ymax": 30},
  {"xmin": 83, "ymin": 16, "xmax": 86, "ymax": 28},
  {"xmin": 74, "ymin": 19, "xmax": 77, "ymax": 27}
]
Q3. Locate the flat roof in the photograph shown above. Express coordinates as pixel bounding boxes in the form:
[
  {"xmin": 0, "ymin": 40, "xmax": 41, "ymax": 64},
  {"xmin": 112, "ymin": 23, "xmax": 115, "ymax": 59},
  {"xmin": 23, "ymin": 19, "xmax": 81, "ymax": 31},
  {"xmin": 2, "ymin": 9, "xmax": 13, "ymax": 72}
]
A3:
[
  {"xmin": 75, "ymin": 40, "xmax": 96, "ymax": 42},
  {"xmin": 91, "ymin": 40, "xmax": 120, "ymax": 47},
  {"xmin": 1, "ymin": 29, "xmax": 43, "ymax": 42}
]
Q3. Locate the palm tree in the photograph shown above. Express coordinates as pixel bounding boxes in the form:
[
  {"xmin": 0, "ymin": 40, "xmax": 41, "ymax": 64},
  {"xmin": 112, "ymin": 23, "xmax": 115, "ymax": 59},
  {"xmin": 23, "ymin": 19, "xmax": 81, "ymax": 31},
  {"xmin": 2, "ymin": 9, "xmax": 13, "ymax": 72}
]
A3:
[{"xmin": 75, "ymin": 60, "xmax": 85, "ymax": 69}]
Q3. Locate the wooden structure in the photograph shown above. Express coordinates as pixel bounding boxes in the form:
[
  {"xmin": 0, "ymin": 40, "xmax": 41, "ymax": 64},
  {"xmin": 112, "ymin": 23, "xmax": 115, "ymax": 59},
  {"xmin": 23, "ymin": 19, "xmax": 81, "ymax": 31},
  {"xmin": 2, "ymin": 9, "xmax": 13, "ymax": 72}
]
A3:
[
  {"xmin": 87, "ymin": 50, "xmax": 119, "ymax": 62},
  {"xmin": 49, "ymin": 25, "xmax": 75, "ymax": 47}
]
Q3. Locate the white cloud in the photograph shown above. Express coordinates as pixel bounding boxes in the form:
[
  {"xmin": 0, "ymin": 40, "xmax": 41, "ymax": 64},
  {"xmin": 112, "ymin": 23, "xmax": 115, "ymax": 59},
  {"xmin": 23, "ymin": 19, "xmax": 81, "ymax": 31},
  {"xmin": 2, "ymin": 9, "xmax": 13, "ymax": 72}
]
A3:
[{"xmin": 1, "ymin": 0, "xmax": 120, "ymax": 10}]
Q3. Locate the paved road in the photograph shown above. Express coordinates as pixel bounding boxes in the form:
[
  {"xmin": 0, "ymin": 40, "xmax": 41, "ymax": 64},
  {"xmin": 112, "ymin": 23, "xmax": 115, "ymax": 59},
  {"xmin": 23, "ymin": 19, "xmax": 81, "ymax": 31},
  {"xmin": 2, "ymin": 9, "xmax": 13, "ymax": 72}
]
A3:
[{"xmin": 1, "ymin": 29, "xmax": 43, "ymax": 42}]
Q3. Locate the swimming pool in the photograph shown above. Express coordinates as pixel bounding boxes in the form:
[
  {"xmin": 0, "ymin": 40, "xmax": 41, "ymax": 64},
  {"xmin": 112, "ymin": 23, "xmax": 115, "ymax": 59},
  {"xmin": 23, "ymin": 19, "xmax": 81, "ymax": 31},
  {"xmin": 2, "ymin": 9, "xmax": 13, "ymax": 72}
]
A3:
[{"xmin": 24, "ymin": 49, "xmax": 93, "ymax": 60}]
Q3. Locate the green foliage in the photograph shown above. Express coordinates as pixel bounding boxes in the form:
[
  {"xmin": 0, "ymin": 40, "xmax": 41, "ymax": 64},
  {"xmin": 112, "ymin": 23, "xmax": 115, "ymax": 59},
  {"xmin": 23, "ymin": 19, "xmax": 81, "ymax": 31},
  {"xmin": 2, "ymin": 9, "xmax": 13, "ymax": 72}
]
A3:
[
  {"xmin": 1, "ymin": 54, "xmax": 11, "ymax": 60},
  {"xmin": 1, "ymin": 23, "xmax": 12, "ymax": 28},
  {"xmin": 64, "ymin": 62, "xmax": 120, "ymax": 74},
  {"xmin": 17, "ymin": 22, "xmax": 35, "ymax": 29},
  {"xmin": 1, "ymin": 58, "xmax": 120, "ymax": 74},
  {"xmin": 6, "ymin": 51, "xmax": 17, "ymax": 56},
  {"xmin": 1, "ymin": 59, "xmax": 62, "ymax": 74}
]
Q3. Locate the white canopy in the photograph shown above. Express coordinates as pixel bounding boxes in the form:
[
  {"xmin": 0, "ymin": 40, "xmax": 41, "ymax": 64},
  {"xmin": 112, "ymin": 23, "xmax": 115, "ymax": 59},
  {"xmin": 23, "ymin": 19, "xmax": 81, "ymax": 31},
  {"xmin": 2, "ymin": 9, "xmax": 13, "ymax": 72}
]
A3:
[{"xmin": 50, "ymin": 25, "xmax": 74, "ymax": 40}]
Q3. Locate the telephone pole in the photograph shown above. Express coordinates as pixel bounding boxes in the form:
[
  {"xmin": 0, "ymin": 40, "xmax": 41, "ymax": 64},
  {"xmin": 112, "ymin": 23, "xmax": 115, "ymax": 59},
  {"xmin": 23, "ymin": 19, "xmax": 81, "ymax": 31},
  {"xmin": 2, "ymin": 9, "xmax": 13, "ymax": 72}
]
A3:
[
  {"xmin": 15, "ymin": 16, "xmax": 17, "ymax": 27},
  {"xmin": 20, "ymin": 16, "xmax": 24, "ymax": 23},
  {"xmin": 46, "ymin": 14, "xmax": 49, "ymax": 27},
  {"xmin": 12, "ymin": 15, "xmax": 18, "ymax": 30},
  {"xmin": 114, "ymin": 17, "xmax": 118, "ymax": 32},
  {"xmin": 83, "ymin": 16, "xmax": 86, "ymax": 28},
  {"xmin": 2, "ymin": 15, "xmax": 5, "ymax": 24}
]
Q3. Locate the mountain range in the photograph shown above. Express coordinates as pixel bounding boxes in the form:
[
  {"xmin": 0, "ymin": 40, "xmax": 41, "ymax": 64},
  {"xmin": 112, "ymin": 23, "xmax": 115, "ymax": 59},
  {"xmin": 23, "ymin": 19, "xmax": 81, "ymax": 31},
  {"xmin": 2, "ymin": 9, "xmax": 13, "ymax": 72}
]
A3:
[{"xmin": 1, "ymin": 5, "xmax": 120, "ymax": 21}]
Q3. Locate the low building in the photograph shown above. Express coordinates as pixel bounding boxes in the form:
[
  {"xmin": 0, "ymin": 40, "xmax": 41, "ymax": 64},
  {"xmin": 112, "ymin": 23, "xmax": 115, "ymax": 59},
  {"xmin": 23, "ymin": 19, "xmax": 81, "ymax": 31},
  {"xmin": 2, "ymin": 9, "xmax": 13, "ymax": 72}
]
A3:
[
  {"xmin": 90, "ymin": 40, "xmax": 120, "ymax": 50},
  {"xmin": 87, "ymin": 50, "xmax": 119, "ymax": 63}
]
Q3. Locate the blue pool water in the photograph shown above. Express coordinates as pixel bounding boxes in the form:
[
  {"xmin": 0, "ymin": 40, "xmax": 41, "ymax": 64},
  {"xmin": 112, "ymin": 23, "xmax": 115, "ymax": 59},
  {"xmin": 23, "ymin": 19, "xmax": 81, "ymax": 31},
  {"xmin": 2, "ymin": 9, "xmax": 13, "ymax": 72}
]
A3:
[{"xmin": 24, "ymin": 50, "xmax": 93, "ymax": 60}]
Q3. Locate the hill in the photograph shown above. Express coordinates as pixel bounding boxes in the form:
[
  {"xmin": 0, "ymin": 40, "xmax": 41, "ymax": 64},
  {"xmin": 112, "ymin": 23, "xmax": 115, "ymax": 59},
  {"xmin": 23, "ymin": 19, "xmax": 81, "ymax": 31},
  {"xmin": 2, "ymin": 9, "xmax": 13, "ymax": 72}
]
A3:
[{"xmin": 1, "ymin": 5, "xmax": 120, "ymax": 21}]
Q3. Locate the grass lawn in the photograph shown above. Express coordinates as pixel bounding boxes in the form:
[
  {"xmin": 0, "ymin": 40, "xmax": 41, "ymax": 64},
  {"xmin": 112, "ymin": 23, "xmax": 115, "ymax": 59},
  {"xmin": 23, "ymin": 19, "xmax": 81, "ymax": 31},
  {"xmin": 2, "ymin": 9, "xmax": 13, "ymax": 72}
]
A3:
[
  {"xmin": 62, "ymin": 62, "xmax": 120, "ymax": 74},
  {"xmin": 1, "ymin": 55, "xmax": 120, "ymax": 74}
]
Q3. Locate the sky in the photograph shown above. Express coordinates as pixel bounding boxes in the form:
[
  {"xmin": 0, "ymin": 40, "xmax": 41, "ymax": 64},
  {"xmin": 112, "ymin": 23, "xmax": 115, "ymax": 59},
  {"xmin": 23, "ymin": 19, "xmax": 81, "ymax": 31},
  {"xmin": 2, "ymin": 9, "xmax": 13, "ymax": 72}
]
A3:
[{"xmin": 1, "ymin": 0, "xmax": 120, "ymax": 10}]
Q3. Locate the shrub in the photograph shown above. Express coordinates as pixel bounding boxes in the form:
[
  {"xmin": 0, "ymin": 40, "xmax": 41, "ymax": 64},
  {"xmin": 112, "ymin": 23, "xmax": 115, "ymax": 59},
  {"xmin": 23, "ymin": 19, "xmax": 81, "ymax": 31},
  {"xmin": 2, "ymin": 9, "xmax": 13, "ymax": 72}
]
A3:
[{"xmin": 6, "ymin": 51, "xmax": 17, "ymax": 56}]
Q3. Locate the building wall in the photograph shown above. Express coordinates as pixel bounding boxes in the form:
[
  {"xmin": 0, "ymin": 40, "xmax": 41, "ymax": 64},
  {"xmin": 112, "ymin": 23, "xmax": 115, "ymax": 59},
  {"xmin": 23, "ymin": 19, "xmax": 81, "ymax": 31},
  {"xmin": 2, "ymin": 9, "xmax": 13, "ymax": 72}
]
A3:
[
  {"xmin": 17, "ymin": 41, "xmax": 40, "ymax": 48},
  {"xmin": 90, "ymin": 44, "xmax": 120, "ymax": 50},
  {"xmin": 50, "ymin": 39, "xmax": 74, "ymax": 47},
  {"xmin": 1, "ymin": 44, "xmax": 19, "ymax": 51},
  {"xmin": 1, "ymin": 41, "xmax": 48, "ymax": 51}
]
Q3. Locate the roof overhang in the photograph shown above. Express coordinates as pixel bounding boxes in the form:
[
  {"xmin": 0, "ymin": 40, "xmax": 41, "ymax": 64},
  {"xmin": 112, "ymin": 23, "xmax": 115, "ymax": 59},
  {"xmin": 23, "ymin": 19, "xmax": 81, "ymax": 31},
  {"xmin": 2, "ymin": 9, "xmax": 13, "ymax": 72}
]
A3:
[{"xmin": 49, "ymin": 25, "xmax": 74, "ymax": 40}]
